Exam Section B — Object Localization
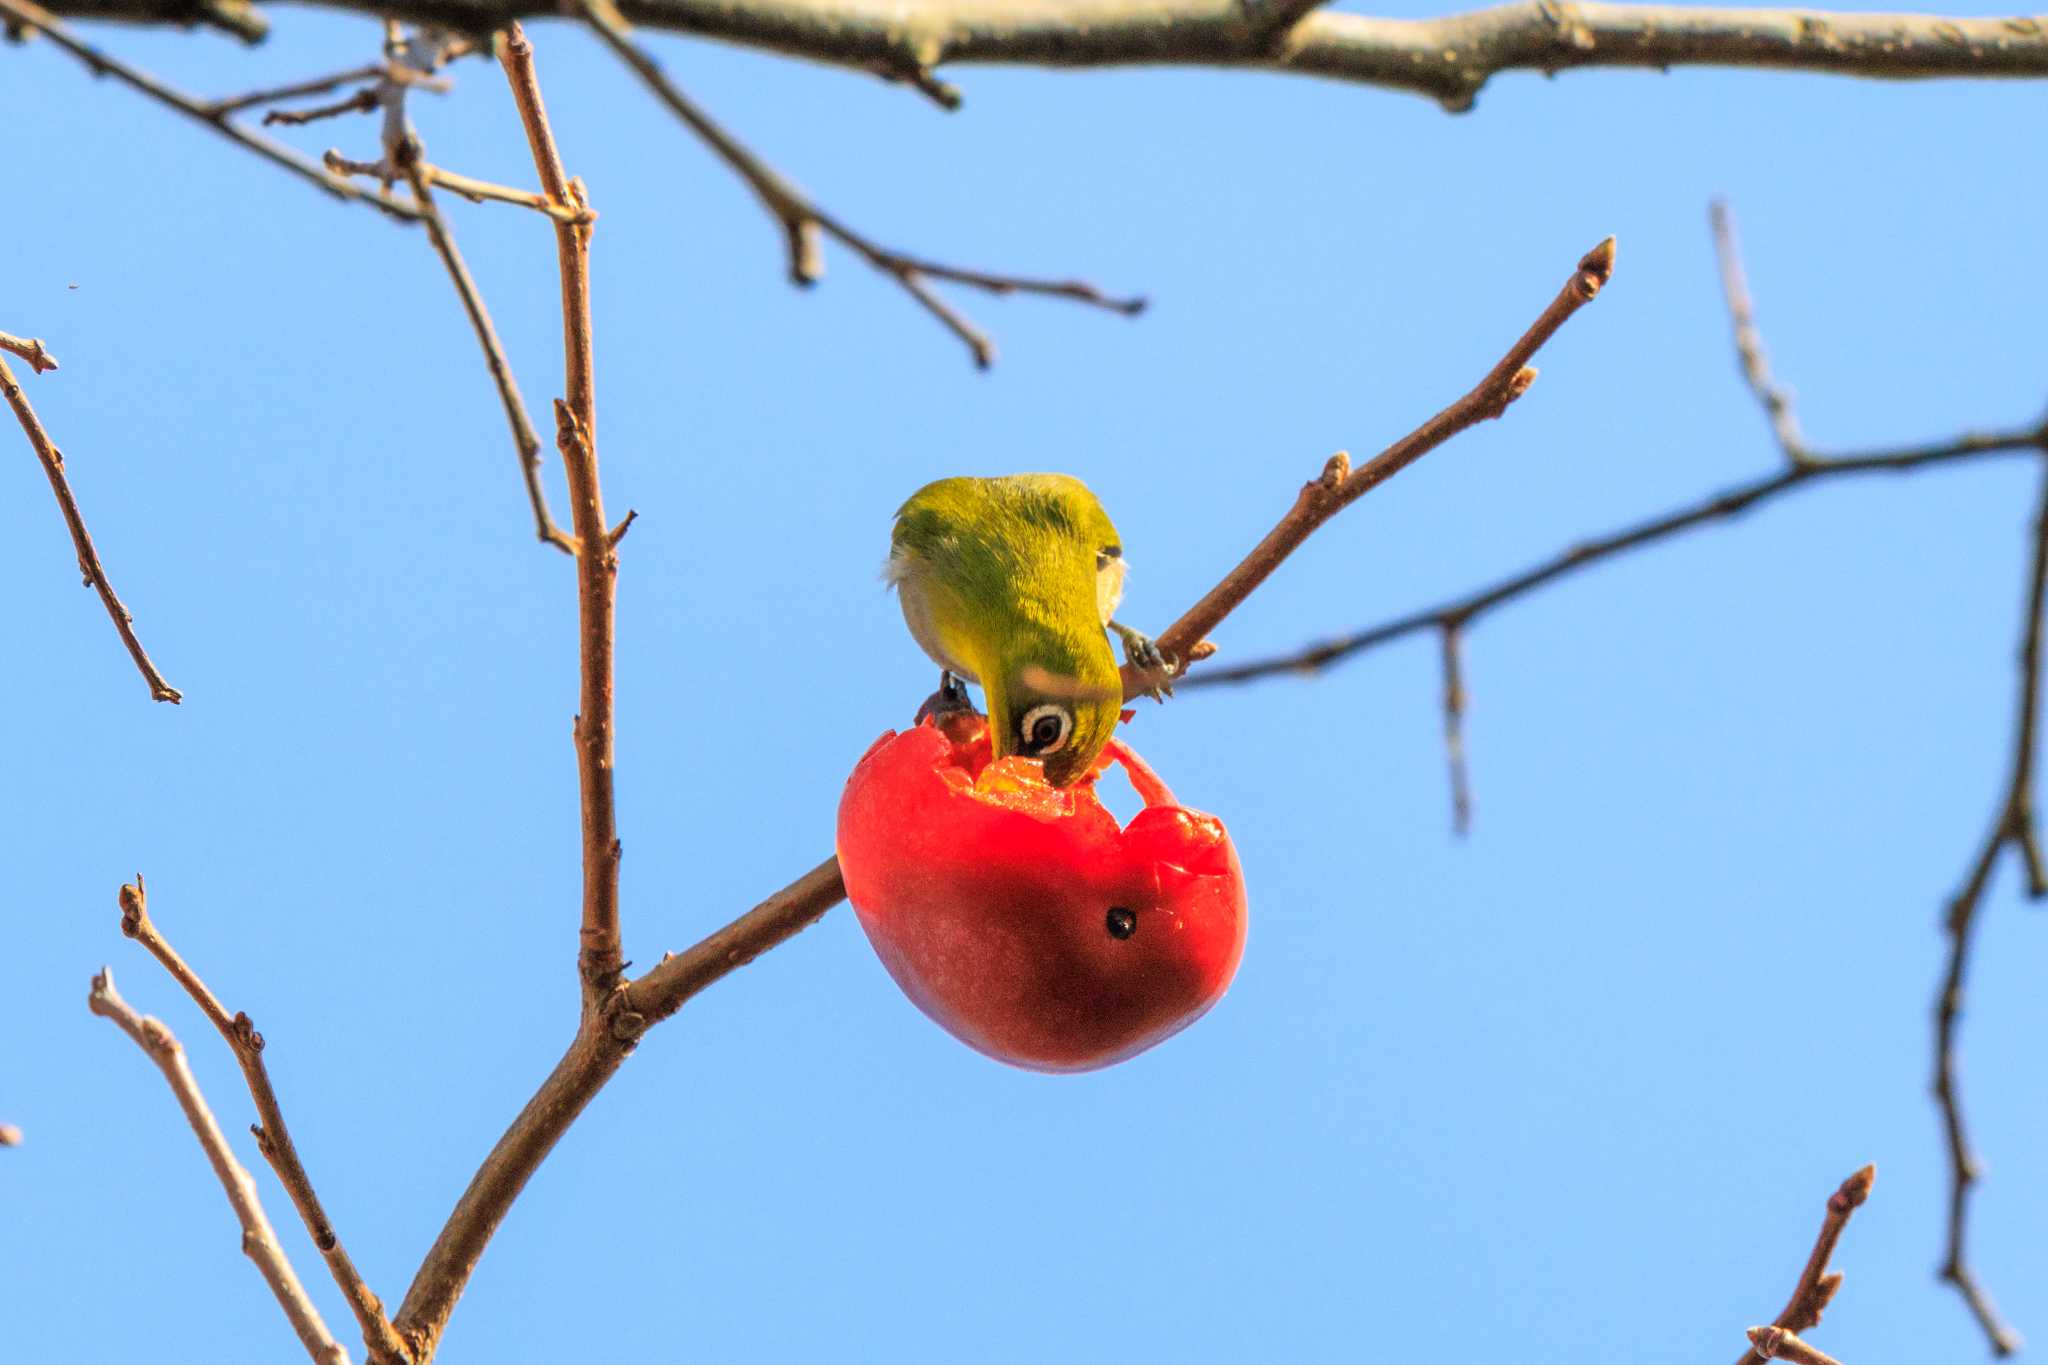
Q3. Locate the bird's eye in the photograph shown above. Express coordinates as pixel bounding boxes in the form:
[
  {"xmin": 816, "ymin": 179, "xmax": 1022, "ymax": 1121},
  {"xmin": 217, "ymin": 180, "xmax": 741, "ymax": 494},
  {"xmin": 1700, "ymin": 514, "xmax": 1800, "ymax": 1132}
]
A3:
[
  {"xmin": 1017, "ymin": 703, "xmax": 1073, "ymax": 756},
  {"xmin": 1097, "ymin": 545, "xmax": 1122, "ymax": 570},
  {"xmin": 1105, "ymin": 906, "xmax": 1137, "ymax": 940}
]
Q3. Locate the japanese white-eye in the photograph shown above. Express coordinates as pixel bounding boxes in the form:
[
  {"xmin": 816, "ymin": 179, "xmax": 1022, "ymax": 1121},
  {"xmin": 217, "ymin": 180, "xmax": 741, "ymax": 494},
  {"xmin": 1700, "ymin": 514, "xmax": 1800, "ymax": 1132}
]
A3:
[{"xmin": 887, "ymin": 474, "xmax": 1170, "ymax": 787}]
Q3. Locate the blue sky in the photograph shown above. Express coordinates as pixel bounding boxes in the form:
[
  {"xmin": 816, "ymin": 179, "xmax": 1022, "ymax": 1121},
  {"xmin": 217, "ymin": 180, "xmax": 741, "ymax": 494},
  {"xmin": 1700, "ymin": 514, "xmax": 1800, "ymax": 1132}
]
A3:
[{"xmin": 7, "ymin": 3, "xmax": 2048, "ymax": 1360}]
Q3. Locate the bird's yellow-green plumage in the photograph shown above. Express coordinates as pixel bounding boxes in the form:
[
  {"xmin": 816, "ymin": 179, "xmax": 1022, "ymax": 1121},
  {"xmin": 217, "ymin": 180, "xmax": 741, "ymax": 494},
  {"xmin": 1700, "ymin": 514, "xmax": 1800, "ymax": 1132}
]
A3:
[{"xmin": 887, "ymin": 474, "xmax": 1162, "ymax": 787}]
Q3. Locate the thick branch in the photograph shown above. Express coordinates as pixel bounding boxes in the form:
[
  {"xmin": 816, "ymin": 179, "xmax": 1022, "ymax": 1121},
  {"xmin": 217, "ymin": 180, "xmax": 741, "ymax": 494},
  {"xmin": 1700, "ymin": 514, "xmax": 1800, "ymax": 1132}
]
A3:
[
  {"xmin": 2, "ymin": 349, "xmax": 181, "ymax": 703},
  {"xmin": 33, "ymin": 0, "xmax": 2048, "ymax": 112},
  {"xmin": 88, "ymin": 968, "xmax": 349, "ymax": 1365},
  {"xmin": 116, "ymin": 880, "xmax": 409, "ymax": 1365}
]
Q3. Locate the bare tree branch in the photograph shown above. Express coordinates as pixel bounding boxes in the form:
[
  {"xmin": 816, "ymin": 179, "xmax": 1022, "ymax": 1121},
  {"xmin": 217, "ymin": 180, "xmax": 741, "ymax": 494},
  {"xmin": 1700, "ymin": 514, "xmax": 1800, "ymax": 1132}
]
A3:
[
  {"xmin": 1748, "ymin": 1327, "xmax": 1846, "ymax": 1365},
  {"xmin": 29, "ymin": 0, "xmax": 2048, "ymax": 111},
  {"xmin": 1710, "ymin": 200, "xmax": 1808, "ymax": 464},
  {"xmin": 1736, "ymin": 1165, "xmax": 1875, "ymax": 1365},
  {"xmin": 0, "ymin": 331, "xmax": 59, "ymax": 374},
  {"xmin": 1127, "ymin": 237, "xmax": 1612, "ymax": 699},
  {"xmin": 87, "ymin": 967, "xmax": 349, "ymax": 1365},
  {"xmin": 571, "ymin": 0, "xmax": 1142, "ymax": 368},
  {"xmin": 0, "ymin": 0, "xmax": 424, "ymax": 221},
  {"xmin": 1440, "ymin": 623, "xmax": 1471, "ymax": 835},
  {"xmin": 384, "ymin": 231, "xmax": 1612, "ymax": 1361},
  {"xmin": 1929, "ymin": 462, "xmax": 2048, "ymax": 1360},
  {"xmin": 115, "ymin": 879, "xmax": 410, "ymax": 1365},
  {"xmin": 3, "ymin": 347, "xmax": 181, "ymax": 703},
  {"xmin": 205, "ymin": 63, "xmax": 387, "ymax": 115},
  {"xmin": 387, "ymin": 145, "xmax": 577, "ymax": 553}
]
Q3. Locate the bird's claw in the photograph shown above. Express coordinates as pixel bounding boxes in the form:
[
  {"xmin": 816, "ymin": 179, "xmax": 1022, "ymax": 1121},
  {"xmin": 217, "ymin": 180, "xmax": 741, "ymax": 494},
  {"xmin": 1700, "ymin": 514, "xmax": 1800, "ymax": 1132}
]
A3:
[{"xmin": 1112, "ymin": 624, "xmax": 1176, "ymax": 701}]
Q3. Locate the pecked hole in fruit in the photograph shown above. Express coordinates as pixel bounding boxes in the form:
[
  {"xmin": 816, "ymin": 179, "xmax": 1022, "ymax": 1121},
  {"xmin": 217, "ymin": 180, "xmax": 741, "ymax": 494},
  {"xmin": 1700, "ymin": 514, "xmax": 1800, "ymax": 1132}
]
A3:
[{"xmin": 1105, "ymin": 905, "xmax": 1137, "ymax": 939}]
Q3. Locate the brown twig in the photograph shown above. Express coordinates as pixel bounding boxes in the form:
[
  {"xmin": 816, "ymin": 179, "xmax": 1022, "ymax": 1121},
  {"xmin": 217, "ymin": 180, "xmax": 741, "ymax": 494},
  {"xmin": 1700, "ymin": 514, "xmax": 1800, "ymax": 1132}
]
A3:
[
  {"xmin": 87, "ymin": 967, "xmax": 349, "ymax": 1365},
  {"xmin": 1735, "ymin": 1165, "xmax": 1875, "ymax": 1365},
  {"xmin": 0, "ymin": 0, "xmax": 422, "ymax": 222},
  {"xmin": 263, "ymin": 87, "xmax": 381, "ymax": 126},
  {"xmin": 570, "ymin": 0, "xmax": 1143, "ymax": 368},
  {"xmin": 0, "ymin": 331, "xmax": 59, "ymax": 373},
  {"xmin": 1129, "ymin": 237, "xmax": 1612, "ymax": 699},
  {"xmin": 391, "ymin": 146, "xmax": 576, "ymax": 554},
  {"xmin": 330, "ymin": 150, "xmax": 593, "ymax": 225},
  {"xmin": 1929, "ymin": 463, "xmax": 2048, "ymax": 1360},
  {"xmin": 1710, "ymin": 200, "xmax": 1809, "ymax": 463},
  {"xmin": 2, "ymin": 350, "xmax": 181, "ymax": 703},
  {"xmin": 205, "ymin": 63, "xmax": 387, "ymax": 115},
  {"xmin": 1747, "ymin": 1327, "xmax": 1845, "ymax": 1365},
  {"xmin": 115, "ymin": 880, "xmax": 409, "ymax": 1364},
  {"xmin": 490, "ymin": 23, "xmax": 622, "ymax": 1006}
]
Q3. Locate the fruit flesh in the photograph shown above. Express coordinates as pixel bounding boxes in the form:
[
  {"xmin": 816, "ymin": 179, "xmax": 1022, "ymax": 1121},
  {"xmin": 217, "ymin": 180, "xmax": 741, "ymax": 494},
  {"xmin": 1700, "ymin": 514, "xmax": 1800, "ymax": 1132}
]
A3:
[{"xmin": 836, "ymin": 715, "xmax": 1248, "ymax": 1072}]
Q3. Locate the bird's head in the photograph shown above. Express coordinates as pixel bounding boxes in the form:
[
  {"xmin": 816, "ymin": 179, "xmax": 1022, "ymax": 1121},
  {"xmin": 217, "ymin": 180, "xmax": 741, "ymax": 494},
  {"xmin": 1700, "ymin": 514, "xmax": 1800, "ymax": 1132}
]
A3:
[{"xmin": 985, "ymin": 642, "xmax": 1124, "ymax": 788}]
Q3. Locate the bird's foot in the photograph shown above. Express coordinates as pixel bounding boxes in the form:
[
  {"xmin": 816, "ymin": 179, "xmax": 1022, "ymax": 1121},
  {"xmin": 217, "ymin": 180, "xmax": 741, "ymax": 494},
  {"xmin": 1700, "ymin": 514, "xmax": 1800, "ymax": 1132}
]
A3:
[
  {"xmin": 1112, "ymin": 622, "xmax": 1177, "ymax": 701},
  {"xmin": 914, "ymin": 670, "xmax": 977, "ymax": 725}
]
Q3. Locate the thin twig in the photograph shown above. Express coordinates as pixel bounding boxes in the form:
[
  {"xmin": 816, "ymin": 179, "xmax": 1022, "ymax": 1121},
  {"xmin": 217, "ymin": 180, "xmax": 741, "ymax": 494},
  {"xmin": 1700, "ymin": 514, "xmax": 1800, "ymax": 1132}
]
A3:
[
  {"xmin": 1747, "ymin": 1327, "xmax": 1845, "ymax": 1365},
  {"xmin": 263, "ymin": 87, "xmax": 380, "ymax": 126},
  {"xmin": 491, "ymin": 22, "xmax": 622, "ymax": 1007},
  {"xmin": 116, "ymin": 880, "xmax": 410, "ymax": 1365},
  {"xmin": 0, "ymin": 331, "xmax": 59, "ymax": 373},
  {"xmin": 571, "ymin": 0, "xmax": 1143, "ymax": 368},
  {"xmin": 0, "ymin": 0, "xmax": 422, "ymax": 223},
  {"xmin": 392, "ymin": 146, "xmax": 575, "ymax": 554},
  {"xmin": 2, "ymin": 350, "xmax": 181, "ymax": 702},
  {"xmin": 87, "ymin": 967, "xmax": 349, "ymax": 1365},
  {"xmin": 1710, "ymin": 200, "xmax": 1808, "ymax": 463},
  {"xmin": 206, "ymin": 63, "xmax": 387, "ymax": 115},
  {"xmin": 1736, "ymin": 1165, "xmax": 1875, "ymax": 1365},
  {"xmin": 1183, "ymin": 428, "xmax": 2047, "ymax": 689},
  {"xmin": 1929, "ymin": 463, "xmax": 2048, "ymax": 1359},
  {"xmin": 1440, "ymin": 623, "xmax": 1471, "ymax": 835},
  {"xmin": 1130, "ymin": 236, "xmax": 1613, "ymax": 699}
]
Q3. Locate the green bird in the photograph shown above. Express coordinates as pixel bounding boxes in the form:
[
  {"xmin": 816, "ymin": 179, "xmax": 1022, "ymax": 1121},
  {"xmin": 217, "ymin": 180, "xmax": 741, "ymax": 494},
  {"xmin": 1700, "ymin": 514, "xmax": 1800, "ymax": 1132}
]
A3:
[{"xmin": 887, "ymin": 474, "xmax": 1172, "ymax": 788}]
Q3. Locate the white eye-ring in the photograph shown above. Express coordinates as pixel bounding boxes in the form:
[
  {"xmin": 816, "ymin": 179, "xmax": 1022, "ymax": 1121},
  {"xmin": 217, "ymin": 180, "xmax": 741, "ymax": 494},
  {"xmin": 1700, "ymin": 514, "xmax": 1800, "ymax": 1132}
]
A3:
[{"xmin": 1018, "ymin": 703, "xmax": 1074, "ymax": 756}]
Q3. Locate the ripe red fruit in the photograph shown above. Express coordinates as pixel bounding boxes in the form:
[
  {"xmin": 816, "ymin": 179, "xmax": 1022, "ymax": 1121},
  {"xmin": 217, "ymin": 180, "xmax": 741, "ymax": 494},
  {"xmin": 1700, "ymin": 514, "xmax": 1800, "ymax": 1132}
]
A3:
[{"xmin": 836, "ymin": 713, "xmax": 1247, "ymax": 1072}]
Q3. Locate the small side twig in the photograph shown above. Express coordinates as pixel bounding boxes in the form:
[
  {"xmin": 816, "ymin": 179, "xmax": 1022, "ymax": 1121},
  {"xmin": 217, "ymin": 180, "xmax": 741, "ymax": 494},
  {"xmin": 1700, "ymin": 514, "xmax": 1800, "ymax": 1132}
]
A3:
[
  {"xmin": 2, "ymin": 349, "xmax": 180, "ymax": 702},
  {"xmin": 116, "ymin": 880, "xmax": 409, "ymax": 1365},
  {"xmin": 1929, "ymin": 462, "xmax": 2048, "ymax": 1360},
  {"xmin": 570, "ymin": 0, "xmax": 1142, "ymax": 369},
  {"xmin": 1736, "ymin": 1165, "xmax": 1875, "ymax": 1365},
  {"xmin": 0, "ymin": 331, "xmax": 59, "ymax": 373},
  {"xmin": 205, "ymin": 63, "xmax": 386, "ymax": 115},
  {"xmin": 87, "ymin": 967, "xmax": 348, "ymax": 1365},
  {"xmin": 389, "ymin": 144, "xmax": 575, "ymax": 554},
  {"xmin": 1711, "ymin": 200, "xmax": 1809, "ymax": 464}
]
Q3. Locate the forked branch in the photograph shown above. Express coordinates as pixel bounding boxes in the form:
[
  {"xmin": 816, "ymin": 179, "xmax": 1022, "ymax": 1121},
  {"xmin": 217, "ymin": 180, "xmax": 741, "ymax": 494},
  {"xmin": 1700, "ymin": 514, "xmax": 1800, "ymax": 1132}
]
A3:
[
  {"xmin": 573, "ymin": 0, "xmax": 1143, "ymax": 368},
  {"xmin": 116, "ymin": 879, "xmax": 409, "ymax": 1365},
  {"xmin": 88, "ymin": 968, "xmax": 348, "ymax": 1365},
  {"xmin": 386, "ymin": 228, "xmax": 1613, "ymax": 1362}
]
